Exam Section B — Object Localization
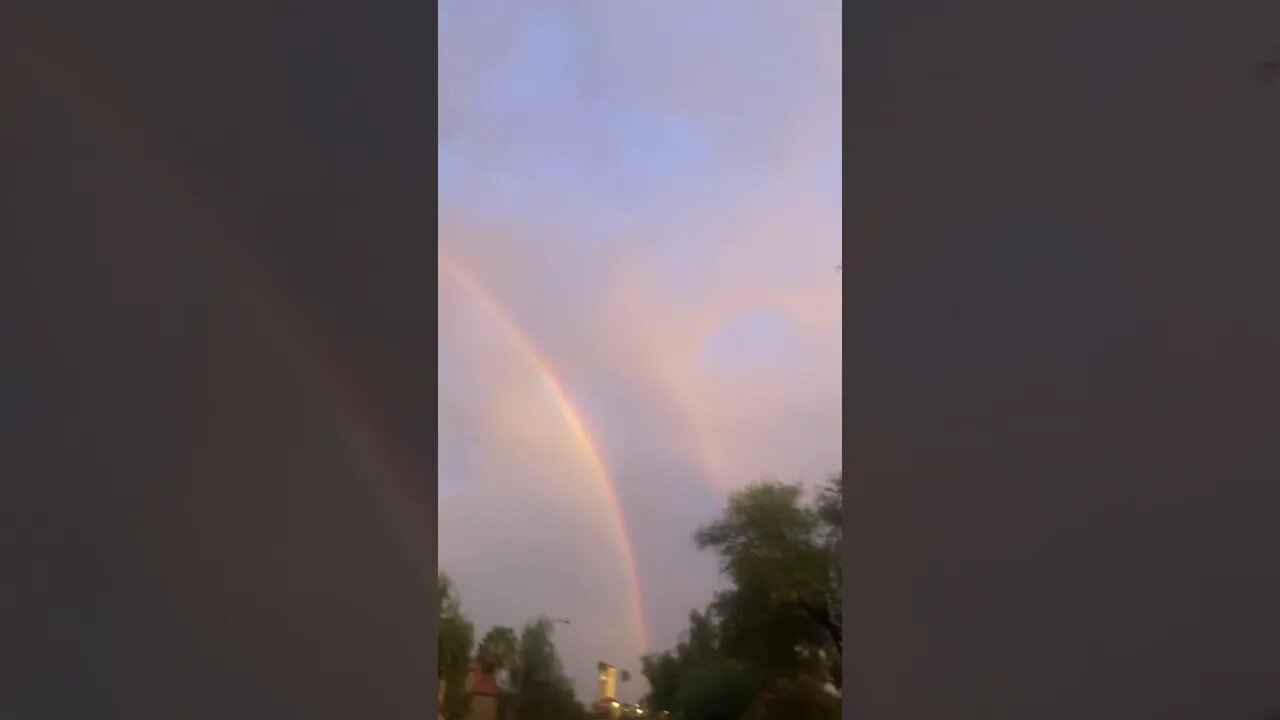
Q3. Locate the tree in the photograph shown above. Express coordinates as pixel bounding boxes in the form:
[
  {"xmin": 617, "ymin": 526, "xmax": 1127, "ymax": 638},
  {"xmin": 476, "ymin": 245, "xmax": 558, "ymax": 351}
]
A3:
[
  {"xmin": 514, "ymin": 615, "xmax": 577, "ymax": 720},
  {"xmin": 478, "ymin": 624, "xmax": 521, "ymax": 719},
  {"xmin": 812, "ymin": 473, "xmax": 842, "ymax": 683},
  {"xmin": 694, "ymin": 477, "xmax": 842, "ymax": 686},
  {"xmin": 438, "ymin": 573, "xmax": 475, "ymax": 720},
  {"xmin": 477, "ymin": 625, "xmax": 520, "ymax": 677},
  {"xmin": 642, "ymin": 604, "xmax": 765, "ymax": 719},
  {"xmin": 675, "ymin": 658, "xmax": 757, "ymax": 720},
  {"xmin": 640, "ymin": 651, "xmax": 683, "ymax": 715},
  {"xmin": 744, "ymin": 677, "xmax": 841, "ymax": 720},
  {"xmin": 641, "ymin": 473, "xmax": 843, "ymax": 719},
  {"xmin": 681, "ymin": 608, "xmax": 718, "ymax": 667}
]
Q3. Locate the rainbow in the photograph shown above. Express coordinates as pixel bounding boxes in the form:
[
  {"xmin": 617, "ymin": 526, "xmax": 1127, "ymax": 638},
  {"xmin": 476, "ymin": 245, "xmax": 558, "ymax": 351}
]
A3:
[
  {"xmin": 5, "ymin": 25, "xmax": 433, "ymax": 576},
  {"xmin": 438, "ymin": 252, "xmax": 649, "ymax": 652}
]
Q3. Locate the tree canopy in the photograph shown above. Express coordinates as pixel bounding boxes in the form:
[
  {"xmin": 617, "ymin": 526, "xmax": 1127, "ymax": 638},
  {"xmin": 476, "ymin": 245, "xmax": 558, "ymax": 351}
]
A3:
[
  {"xmin": 696, "ymin": 476, "xmax": 842, "ymax": 682},
  {"xmin": 642, "ymin": 474, "xmax": 843, "ymax": 720},
  {"xmin": 675, "ymin": 658, "xmax": 757, "ymax": 720},
  {"xmin": 477, "ymin": 625, "xmax": 520, "ymax": 678},
  {"xmin": 514, "ymin": 616, "xmax": 578, "ymax": 720}
]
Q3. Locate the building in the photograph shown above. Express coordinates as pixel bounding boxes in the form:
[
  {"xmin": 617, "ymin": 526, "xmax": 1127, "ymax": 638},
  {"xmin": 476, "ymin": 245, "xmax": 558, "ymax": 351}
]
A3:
[
  {"xmin": 464, "ymin": 660, "xmax": 514, "ymax": 720},
  {"xmin": 464, "ymin": 660, "xmax": 499, "ymax": 720},
  {"xmin": 597, "ymin": 662, "xmax": 617, "ymax": 703},
  {"xmin": 589, "ymin": 663, "xmax": 622, "ymax": 719}
]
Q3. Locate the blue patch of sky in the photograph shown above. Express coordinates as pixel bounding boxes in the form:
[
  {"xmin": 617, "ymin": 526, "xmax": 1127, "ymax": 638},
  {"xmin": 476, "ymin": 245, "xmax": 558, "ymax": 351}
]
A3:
[
  {"xmin": 476, "ymin": 10, "xmax": 584, "ymax": 134},
  {"xmin": 474, "ymin": 106, "xmax": 720, "ymax": 235},
  {"xmin": 451, "ymin": 5, "xmax": 757, "ymax": 312},
  {"xmin": 607, "ymin": 110, "xmax": 718, "ymax": 213},
  {"xmin": 469, "ymin": 7, "xmax": 721, "ymax": 217}
]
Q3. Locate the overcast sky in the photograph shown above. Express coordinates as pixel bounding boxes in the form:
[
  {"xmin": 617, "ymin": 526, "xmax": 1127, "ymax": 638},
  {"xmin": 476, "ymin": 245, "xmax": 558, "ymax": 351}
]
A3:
[{"xmin": 437, "ymin": 0, "xmax": 842, "ymax": 702}]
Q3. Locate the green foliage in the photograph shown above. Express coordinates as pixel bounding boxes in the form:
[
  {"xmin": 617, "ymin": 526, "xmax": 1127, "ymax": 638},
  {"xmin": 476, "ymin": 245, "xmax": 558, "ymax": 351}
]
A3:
[
  {"xmin": 681, "ymin": 608, "xmax": 718, "ymax": 667},
  {"xmin": 675, "ymin": 659, "xmax": 757, "ymax": 720},
  {"xmin": 641, "ymin": 607, "xmax": 725, "ymax": 713},
  {"xmin": 745, "ymin": 679, "xmax": 841, "ymax": 720},
  {"xmin": 514, "ymin": 615, "xmax": 577, "ymax": 720},
  {"xmin": 695, "ymin": 477, "xmax": 842, "ymax": 685},
  {"xmin": 438, "ymin": 573, "xmax": 475, "ymax": 720},
  {"xmin": 642, "ymin": 606, "xmax": 763, "ymax": 719},
  {"xmin": 694, "ymin": 479, "xmax": 831, "ymax": 605},
  {"xmin": 640, "ymin": 651, "xmax": 683, "ymax": 714},
  {"xmin": 711, "ymin": 580, "xmax": 827, "ymax": 681},
  {"xmin": 477, "ymin": 625, "xmax": 520, "ymax": 676},
  {"xmin": 641, "ymin": 474, "xmax": 844, "ymax": 719}
]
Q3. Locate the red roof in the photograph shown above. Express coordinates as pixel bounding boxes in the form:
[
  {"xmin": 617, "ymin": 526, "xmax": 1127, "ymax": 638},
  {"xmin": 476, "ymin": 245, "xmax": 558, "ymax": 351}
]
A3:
[{"xmin": 467, "ymin": 661, "xmax": 503, "ymax": 696}]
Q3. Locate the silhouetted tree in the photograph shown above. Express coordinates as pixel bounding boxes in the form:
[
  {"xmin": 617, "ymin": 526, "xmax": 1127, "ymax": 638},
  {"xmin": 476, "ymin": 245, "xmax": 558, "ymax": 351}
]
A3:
[
  {"xmin": 696, "ymin": 477, "xmax": 842, "ymax": 683},
  {"xmin": 640, "ymin": 651, "xmax": 683, "ymax": 715},
  {"xmin": 514, "ymin": 616, "xmax": 577, "ymax": 720},
  {"xmin": 438, "ymin": 573, "xmax": 475, "ymax": 720},
  {"xmin": 675, "ymin": 658, "xmax": 756, "ymax": 720},
  {"xmin": 477, "ymin": 625, "xmax": 520, "ymax": 676},
  {"xmin": 641, "ymin": 473, "xmax": 844, "ymax": 718}
]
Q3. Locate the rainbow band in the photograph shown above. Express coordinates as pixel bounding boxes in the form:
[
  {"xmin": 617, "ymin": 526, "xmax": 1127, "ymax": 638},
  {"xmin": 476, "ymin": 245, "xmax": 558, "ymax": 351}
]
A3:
[{"xmin": 439, "ymin": 253, "xmax": 649, "ymax": 653}]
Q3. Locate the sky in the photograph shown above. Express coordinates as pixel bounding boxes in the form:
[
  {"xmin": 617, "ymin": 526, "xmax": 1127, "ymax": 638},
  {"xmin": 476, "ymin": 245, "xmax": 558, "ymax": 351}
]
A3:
[{"xmin": 436, "ymin": 0, "xmax": 842, "ymax": 703}]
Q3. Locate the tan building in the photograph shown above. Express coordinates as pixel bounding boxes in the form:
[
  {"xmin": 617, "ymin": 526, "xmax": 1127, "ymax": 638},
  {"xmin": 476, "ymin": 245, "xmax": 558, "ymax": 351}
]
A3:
[
  {"xmin": 597, "ymin": 662, "xmax": 617, "ymax": 703},
  {"xmin": 465, "ymin": 660, "xmax": 513, "ymax": 720},
  {"xmin": 589, "ymin": 663, "xmax": 623, "ymax": 719}
]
